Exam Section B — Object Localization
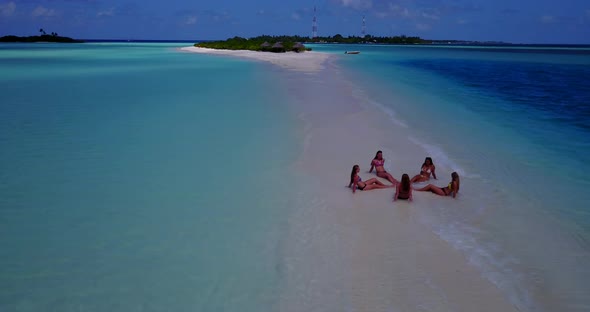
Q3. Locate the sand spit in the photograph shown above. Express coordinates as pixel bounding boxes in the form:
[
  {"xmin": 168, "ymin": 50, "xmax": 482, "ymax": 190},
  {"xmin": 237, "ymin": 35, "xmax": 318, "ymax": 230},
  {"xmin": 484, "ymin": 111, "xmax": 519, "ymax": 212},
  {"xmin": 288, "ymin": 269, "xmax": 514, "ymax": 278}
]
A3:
[
  {"xmin": 177, "ymin": 46, "xmax": 520, "ymax": 311},
  {"xmin": 274, "ymin": 63, "xmax": 521, "ymax": 312},
  {"xmin": 179, "ymin": 46, "xmax": 332, "ymax": 73}
]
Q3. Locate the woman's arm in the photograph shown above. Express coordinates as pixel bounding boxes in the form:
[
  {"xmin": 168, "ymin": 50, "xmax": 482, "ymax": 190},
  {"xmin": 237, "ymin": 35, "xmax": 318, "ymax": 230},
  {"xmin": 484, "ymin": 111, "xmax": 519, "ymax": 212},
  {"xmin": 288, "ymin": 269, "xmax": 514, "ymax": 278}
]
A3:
[
  {"xmin": 369, "ymin": 160, "xmax": 375, "ymax": 173},
  {"xmin": 352, "ymin": 180, "xmax": 357, "ymax": 193},
  {"xmin": 432, "ymin": 166, "xmax": 437, "ymax": 179},
  {"xmin": 393, "ymin": 183, "xmax": 399, "ymax": 201}
]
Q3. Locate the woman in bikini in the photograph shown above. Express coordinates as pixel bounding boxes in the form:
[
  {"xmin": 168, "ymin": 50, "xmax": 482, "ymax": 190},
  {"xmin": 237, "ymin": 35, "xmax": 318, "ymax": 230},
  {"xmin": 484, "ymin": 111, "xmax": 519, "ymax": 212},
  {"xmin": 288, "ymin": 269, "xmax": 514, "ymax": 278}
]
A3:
[
  {"xmin": 349, "ymin": 165, "xmax": 392, "ymax": 193},
  {"xmin": 393, "ymin": 174, "xmax": 413, "ymax": 201},
  {"xmin": 369, "ymin": 150, "xmax": 399, "ymax": 185},
  {"xmin": 415, "ymin": 172, "xmax": 460, "ymax": 198},
  {"xmin": 410, "ymin": 157, "xmax": 437, "ymax": 183}
]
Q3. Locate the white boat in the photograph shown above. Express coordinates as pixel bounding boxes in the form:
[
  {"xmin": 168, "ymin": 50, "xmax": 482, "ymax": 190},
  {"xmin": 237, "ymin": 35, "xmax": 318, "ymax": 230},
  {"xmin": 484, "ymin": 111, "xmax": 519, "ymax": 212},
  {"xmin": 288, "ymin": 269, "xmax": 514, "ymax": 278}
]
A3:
[{"xmin": 344, "ymin": 51, "xmax": 360, "ymax": 54}]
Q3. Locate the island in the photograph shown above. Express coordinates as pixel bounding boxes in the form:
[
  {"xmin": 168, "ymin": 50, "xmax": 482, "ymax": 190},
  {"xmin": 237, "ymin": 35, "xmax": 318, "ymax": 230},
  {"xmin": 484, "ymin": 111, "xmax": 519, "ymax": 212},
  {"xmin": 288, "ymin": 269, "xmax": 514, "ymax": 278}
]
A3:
[
  {"xmin": 0, "ymin": 29, "xmax": 83, "ymax": 43},
  {"xmin": 195, "ymin": 34, "xmax": 431, "ymax": 52},
  {"xmin": 195, "ymin": 35, "xmax": 517, "ymax": 53},
  {"xmin": 196, "ymin": 36, "xmax": 310, "ymax": 52}
]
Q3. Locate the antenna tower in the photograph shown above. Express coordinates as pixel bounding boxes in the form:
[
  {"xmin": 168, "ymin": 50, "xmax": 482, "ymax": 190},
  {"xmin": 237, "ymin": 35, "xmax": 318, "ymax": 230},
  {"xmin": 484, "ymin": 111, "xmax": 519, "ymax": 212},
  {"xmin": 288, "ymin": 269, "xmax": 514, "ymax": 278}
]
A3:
[
  {"xmin": 312, "ymin": 6, "xmax": 318, "ymax": 38},
  {"xmin": 361, "ymin": 15, "xmax": 366, "ymax": 37}
]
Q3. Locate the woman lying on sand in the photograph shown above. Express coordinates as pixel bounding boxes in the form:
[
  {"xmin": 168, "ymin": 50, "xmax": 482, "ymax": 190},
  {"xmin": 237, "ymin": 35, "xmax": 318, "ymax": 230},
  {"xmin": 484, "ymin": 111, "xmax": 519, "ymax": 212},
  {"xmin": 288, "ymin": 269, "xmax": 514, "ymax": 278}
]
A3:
[
  {"xmin": 415, "ymin": 172, "xmax": 460, "ymax": 198},
  {"xmin": 410, "ymin": 157, "xmax": 437, "ymax": 183},
  {"xmin": 393, "ymin": 174, "xmax": 413, "ymax": 201},
  {"xmin": 349, "ymin": 165, "xmax": 392, "ymax": 193},
  {"xmin": 369, "ymin": 150, "xmax": 399, "ymax": 185}
]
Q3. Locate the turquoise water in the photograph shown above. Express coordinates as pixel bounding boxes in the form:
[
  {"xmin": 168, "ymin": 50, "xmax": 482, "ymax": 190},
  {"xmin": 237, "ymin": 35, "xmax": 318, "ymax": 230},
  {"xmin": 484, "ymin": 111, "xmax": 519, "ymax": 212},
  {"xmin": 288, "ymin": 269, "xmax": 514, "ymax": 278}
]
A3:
[
  {"xmin": 0, "ymin": 43, "xmax": 301, "ymax": 311},
  {"xmin": 2, "ymin": 42, "xmax": 590, "ymax": 312},
  {"xmin": 312, "ymin": 44, "xmax": 590, "ymax": 311}
]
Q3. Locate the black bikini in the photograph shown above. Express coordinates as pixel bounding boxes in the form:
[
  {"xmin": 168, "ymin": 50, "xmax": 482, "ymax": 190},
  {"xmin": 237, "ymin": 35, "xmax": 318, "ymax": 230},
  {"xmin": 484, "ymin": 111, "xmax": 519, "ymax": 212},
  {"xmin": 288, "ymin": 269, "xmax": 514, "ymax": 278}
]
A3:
[{"xmin": 356, "ymin": 176, "xmax": 366, "ymax": 190}]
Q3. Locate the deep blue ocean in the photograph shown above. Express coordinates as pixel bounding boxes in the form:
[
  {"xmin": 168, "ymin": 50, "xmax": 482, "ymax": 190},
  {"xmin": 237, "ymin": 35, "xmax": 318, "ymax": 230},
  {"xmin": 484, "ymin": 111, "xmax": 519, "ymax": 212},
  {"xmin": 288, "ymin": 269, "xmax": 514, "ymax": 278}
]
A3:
[{"xmin": 1, "ymin": 42, "xmax": 589, "ymax": 311}]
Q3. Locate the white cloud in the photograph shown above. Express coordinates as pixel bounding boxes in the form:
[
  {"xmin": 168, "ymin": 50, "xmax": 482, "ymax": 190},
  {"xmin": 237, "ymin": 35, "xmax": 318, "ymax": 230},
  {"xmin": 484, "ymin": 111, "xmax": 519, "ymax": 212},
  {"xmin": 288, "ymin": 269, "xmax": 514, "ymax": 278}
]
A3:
[
  {"xmin": 376, "ymin": 4, "xmax": 441, "ymax": 25},
  {"xmin": 185, "ymin": 16, "xmax": 197, "ymax": 25},
  {"xmin": 337, "ymin": 0, "xmax": 372, "ymax": 10},
  {"xmin": 422, "ymin": 12, "xmax": 438, "ymax": 20},
  {"xmin": 541, "ymin": 15, "xmax": 554, "ymax": 23},
  {"xmin": 387, "ymin": 3, "xmax": 397, "ymax": 11},
  {"xmin": 376, "ymin": 11, "xmax": 388, "ymax": 18},
  {"xmin": 0, "ymin": 1, "xmax": 16, "ymax": 17},
  {"xmin": 210, "ymin": 11, "xmax": 231, "ymax": 22},
  {"xmin": 421, "ymin": 10, "xmax": 440, "ymax": 20},
  {"xmin": 291, "ymin": 12, "xmax": 301, "ymax": 20},
  {"xmin": 416, "ymin": 23, "xmax": 431, "ymax": 30},
  {"xmin": 97, "ymin": 8, "xmax": 114, "ymax": 17},
  {"xmin": 389, "ymin": 4, "xmax": 402, "ymax": 13},
  {"xmin": 377, "ymin": 3, "xmax": 413, "ymax": 19},
  {"xmin": 31, "ymin": 6, "xmax": 57, "ymax": 18}
]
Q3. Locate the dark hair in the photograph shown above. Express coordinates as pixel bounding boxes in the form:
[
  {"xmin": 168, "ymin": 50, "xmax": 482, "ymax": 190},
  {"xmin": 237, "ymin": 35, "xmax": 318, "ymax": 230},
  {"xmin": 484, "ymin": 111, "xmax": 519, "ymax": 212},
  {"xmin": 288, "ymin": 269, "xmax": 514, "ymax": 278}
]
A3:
[
  {"xmin": 350, "ymin": 165, "xmax": 359, "ymax": 185},
  {"xmin": 422, "ymin": 157, "xmax": 433, "ymax": 167},
  {"xmin": 451, "ymin": 172, "xmax": 460, "ymax": 192},
  {"xmin": 373, "ymin": 150, "xmax": 383, "ymax": 160},
  {"xmin": 401, "ymin": 173, "xmax": 410, "ymax": 192}
]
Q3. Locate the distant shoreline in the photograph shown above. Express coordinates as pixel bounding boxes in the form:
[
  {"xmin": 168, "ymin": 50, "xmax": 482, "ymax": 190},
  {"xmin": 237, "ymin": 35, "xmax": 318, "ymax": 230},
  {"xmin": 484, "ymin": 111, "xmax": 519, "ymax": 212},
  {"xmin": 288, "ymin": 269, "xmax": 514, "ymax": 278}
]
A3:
[
  {"xmin": 0, "ymin": 35, "xmax": 82, "ymax": 43},
  {"xmin": 2, "ymin": 37, "xmax": 584, "ymax": 48},
  {"xmin": 3, "ymin": 37, "xmax": 586, "ymax": 48},
  {"xmin": 179, "ymin": 46, "xmax": 332, "ymax": 72}
]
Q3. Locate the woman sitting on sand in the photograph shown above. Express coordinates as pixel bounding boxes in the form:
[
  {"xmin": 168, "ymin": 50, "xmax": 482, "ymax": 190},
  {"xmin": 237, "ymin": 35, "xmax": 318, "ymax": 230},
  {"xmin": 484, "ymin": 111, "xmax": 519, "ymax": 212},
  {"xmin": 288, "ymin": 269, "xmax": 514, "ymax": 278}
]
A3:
[
  {"xmin": 349, "ymin": 165, "xmax": 391, "ymax": 193},
  {"xmin": 393, "ymin": 174, "xmax": 413, "ymax": 201},
  {"xmin": 410, "ymin": 157, "xmax": 437, "ymax": 183},
  {"xmin": 414, "ymin": 172, "xmax": 460, "ymax": 198},
  {"xmin": 369, "ymin": 150, "xmax": 399, "ymax": 185}
]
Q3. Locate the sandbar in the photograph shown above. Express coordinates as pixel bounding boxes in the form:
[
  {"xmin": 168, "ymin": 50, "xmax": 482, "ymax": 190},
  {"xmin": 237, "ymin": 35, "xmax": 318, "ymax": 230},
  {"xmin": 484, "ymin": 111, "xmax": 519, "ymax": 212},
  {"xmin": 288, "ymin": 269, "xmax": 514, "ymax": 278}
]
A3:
[
  {"xmin": 179, "ymin": 46, "xmax": 331, "ymax": 73},
  {"xmin": 178, "ymin": 45, "xmax": 521, "ymax": 311}
]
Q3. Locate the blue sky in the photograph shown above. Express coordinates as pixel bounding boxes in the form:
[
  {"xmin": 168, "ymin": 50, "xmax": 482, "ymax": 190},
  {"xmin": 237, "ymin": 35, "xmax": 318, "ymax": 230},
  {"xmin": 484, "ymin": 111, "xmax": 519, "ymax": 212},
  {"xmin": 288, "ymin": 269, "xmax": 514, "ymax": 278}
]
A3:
[{"xmin": 0, "ymin": 0, "xmax": 589, "ymax": 43}]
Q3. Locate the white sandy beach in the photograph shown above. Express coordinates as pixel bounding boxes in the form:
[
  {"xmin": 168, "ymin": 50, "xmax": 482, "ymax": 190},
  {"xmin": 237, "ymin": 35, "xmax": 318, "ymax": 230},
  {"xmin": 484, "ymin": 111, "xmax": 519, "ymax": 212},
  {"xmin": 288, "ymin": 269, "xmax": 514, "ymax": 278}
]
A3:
[
  {"xmin": 180, "ymin": 46, "xmax": 331, "ymax": 72},
  {"xmin": 182, "ymin": 47, "xmax": 519, "ymax": 311}
]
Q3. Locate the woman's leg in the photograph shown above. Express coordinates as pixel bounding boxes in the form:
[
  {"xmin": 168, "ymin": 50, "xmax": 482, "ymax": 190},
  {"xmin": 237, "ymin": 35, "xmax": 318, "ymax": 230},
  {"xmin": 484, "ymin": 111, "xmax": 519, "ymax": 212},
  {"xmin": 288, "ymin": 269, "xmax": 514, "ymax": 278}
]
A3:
[
  {"xmin": 365, "ymin": 178, "xmax": 385, "ymax": 185},
  {"xmin": 377, "ymin": 172, "xmax": 398, "ymax": 185},
  {"xmin": 363, "ymin": 184, "xmax": 391, "ymax": 191},
  {"xmin": 410, "ymin": 174, "xmax": 426, "ymax": 183},
  {"xmin": 415, "ymin": 184, "xmax": 446, "ymax": 196}
]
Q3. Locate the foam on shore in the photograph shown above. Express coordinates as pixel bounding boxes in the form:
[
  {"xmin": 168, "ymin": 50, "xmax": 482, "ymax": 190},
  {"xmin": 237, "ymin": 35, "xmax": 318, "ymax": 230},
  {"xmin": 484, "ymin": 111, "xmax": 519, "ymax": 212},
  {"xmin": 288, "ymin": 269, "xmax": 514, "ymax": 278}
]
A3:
[{"xmin": 179, "ymin": 46, "xmax": 331, "ymax": 72}]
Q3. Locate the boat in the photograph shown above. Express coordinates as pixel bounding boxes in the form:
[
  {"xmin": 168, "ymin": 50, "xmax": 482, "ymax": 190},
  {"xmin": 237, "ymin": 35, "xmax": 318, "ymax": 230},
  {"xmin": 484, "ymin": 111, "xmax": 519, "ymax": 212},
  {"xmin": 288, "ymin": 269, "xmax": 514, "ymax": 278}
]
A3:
[{"xmin": 344, "ymin": 51, "xmax": 360, "ymax": 54}]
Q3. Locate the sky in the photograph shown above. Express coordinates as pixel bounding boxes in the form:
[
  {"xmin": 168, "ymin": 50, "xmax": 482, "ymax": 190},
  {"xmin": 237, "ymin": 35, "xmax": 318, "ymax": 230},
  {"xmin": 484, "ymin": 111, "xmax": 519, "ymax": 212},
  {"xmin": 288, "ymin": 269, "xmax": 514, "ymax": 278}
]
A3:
[{"xmin": 0, "ymin": 0, "xmax": 589, "ymax": 43}]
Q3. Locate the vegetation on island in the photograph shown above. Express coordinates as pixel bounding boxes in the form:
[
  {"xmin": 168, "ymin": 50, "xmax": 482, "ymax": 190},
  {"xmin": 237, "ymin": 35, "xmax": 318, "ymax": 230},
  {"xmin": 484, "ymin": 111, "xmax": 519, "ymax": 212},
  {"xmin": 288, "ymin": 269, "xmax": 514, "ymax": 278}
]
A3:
[
  {"xmin": 0, "ymin": 29, "xmax": 83, "ymax": 43},
  {"xmin": 195, "ymin": 34, "xmax": 430, "ymax": 52},
  {"xmin": 196, "ymin": 36, "xmax": 311, "ymax": 52},
  {"xmin": 312, "ymin": 34, "xmax": 427, "ymax": 44}
]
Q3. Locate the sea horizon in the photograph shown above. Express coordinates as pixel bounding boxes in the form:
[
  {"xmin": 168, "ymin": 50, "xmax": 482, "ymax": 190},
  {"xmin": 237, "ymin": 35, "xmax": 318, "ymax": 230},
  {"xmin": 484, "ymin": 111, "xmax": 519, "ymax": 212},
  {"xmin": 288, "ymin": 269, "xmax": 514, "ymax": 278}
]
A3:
[{"xmin": 5, "ymin": 36, "xmax": 588, "ymax": 47}]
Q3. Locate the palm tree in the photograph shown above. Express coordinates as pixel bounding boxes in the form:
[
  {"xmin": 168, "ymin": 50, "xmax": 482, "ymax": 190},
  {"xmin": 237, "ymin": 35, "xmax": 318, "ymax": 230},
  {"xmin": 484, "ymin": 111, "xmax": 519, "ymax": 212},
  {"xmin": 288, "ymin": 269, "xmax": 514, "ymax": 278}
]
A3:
[{"xmin": 39, "ymin": 28, "xmax": 46, "ymax": 35}]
